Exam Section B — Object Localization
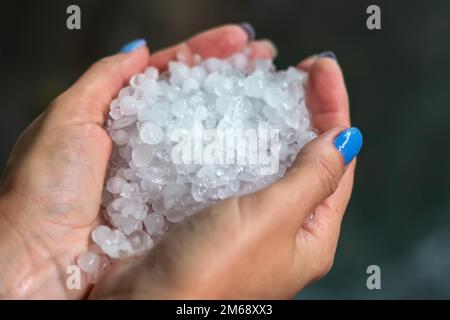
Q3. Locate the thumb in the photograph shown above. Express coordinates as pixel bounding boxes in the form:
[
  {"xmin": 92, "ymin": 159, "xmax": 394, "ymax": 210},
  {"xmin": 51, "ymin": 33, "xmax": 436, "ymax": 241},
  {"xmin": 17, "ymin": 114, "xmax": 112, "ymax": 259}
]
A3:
[
  {"xmin": 242, "ymin": 127, "xmax": 362, "ymax": 234},
  {"xmin": 50, "ymin": 39, "xmax": 150, "ymax": 126}
]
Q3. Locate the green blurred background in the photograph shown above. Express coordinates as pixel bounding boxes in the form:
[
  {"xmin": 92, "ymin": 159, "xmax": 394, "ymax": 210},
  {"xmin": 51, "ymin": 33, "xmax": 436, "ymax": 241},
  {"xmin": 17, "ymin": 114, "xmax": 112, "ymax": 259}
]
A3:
[{"xmin": 1, "ymin": 0, "xmax": 449, "ymax": 298}]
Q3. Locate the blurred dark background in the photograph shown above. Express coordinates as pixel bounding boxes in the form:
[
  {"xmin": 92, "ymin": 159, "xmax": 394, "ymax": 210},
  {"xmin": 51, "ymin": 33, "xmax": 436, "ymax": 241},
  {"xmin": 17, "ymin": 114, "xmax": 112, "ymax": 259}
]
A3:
[{"xmin": 1, "ymin": 0, "xmax": 449, "ymax": 298}]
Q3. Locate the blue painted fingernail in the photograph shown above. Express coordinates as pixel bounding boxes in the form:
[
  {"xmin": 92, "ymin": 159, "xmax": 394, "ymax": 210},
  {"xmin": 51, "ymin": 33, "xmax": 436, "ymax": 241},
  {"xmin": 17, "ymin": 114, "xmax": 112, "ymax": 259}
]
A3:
[
  {"xmin": 318, "ymin": 51, "xmax": 338, "ymax": 62},
  {"xmin": 240, "ymin": 22, "xmax": 255, "ymax": 42},
  {"xmin": 334, "ymin": 127, "xmax": 363, "ymax": 165},
  {"xmin": 119, "ymin": 39, "xmax": 146, "ymax": 53}
]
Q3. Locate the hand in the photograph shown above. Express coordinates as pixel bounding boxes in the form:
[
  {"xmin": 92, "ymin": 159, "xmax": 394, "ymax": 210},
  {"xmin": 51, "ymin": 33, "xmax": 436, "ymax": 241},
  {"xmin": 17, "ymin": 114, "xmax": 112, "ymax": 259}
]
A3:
[
  {"xmin": 0, "ymin": 23, "xmax": 361, "ymax": 299},
  {"xmin": 0, "ymin": 24, "xmax": 275, "ymax": 299},
  {"xmin": 89, "ymin": 52, "xmax": 361, "ymax": 297}
]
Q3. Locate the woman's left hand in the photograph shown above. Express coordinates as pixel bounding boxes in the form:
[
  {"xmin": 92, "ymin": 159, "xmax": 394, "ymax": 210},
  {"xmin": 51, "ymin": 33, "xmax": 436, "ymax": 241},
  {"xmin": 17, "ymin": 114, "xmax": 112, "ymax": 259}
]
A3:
[{"xmin": 0, "ymin": 24, "xmax": 274, "ymax": 299}]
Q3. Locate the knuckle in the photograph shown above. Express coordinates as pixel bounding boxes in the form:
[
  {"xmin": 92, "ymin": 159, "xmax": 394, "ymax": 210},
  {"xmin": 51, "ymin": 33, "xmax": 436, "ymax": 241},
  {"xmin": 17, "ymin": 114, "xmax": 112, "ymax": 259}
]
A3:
[
  {"xmin": 313, "ymin": 149, "xmax": 341, "ymax": 196},
  {"xmin": 313, "ymin": 250, "xmax": 336, "ymax": 280},
  {"xmin": 238, "ymin": 192, "xmax": 266, "ymax": 222},
  {"xmin": 90, "ymin": 57, "xmax": 121, "ymax": 83},
  {"xmin": 79, "ymin": 122, "xmax": 112, "ymax": 145},
  {"xmin": 219, "ymin": 28, "xmax": 246, "ymax": 53},
  {"xmin": 95, "ymin": 56, "xmax": 115, "ymax": 69},
  {"xmin": 48, "ymin": 91, "xmax": 70, "ymax": 110}
]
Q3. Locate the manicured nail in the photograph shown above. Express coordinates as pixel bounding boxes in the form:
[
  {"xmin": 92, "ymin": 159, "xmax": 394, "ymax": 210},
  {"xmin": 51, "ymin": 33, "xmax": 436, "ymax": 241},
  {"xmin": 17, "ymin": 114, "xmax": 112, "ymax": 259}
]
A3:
[
  {"xmin": 334, "ymin": 127, "xmax": 363, "ymax": 165},
  {"xmin": 261, "ymin": 39, "xmax": 278, "ymax": 57},
  {"xmin": 119, "ymin": 39, "xmax": 146, "ymax": 53},
  {"xmin": 240, "ymin": 22, "xmax": 255, "ymax": 42},
  {"xmin": 318, "ymin": 51, "xmax": 337, "ymax": 62}
]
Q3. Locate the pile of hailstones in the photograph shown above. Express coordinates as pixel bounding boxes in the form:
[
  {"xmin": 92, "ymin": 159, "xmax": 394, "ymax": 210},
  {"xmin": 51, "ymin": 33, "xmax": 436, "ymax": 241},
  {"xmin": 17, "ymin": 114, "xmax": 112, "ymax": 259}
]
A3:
[{"xmin": 76, "ymin": 51, "xmax": 317, "ymax": 277}]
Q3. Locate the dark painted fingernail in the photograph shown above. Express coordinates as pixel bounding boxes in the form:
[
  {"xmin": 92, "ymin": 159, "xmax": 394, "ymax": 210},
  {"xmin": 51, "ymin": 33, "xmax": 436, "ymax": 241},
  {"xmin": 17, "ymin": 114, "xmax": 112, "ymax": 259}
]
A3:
[
  {"xmin": 334, "ymin": 127, "xmax": 363, "ymax": 165},
  {"xmin": 119, "ymin": 39, "xmax": 146, "ymax": 53},
  {"xmin": 318, "ymin": 51, "xmax": 338, "ymax": 62},
  {"xmin": 240, "ymin": 22, "xmax": 255, "ymax": 42}
]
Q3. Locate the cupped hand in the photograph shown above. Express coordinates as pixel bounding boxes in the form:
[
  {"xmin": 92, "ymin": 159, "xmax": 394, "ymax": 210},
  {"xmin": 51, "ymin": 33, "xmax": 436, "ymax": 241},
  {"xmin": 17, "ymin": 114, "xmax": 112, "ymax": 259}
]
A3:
[
  {"xmin": 0, "ymin": 24, "xmax": 360, "ymax": 300},
  {"xmin": 90, "ymin": 50, "xmax": 360, "ymax": 299},
  {"xmin": 0, "ymin": 25, "xmax": 276, "ymax": 299}
]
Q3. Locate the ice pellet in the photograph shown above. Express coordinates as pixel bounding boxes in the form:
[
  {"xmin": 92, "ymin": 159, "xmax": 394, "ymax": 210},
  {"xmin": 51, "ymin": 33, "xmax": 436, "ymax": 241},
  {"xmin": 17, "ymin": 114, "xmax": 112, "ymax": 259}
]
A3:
[
  {"xmin": 77, "ymin": 251, "xmax": 101, "ymax": 274},
  {"xmin": 78, "ymin": 48, "xmax": 317, "ymax": 274}
]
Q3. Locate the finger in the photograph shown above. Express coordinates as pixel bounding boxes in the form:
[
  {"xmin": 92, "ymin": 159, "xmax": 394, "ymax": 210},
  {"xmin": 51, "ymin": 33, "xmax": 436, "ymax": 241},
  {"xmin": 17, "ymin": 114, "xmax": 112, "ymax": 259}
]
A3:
[
  {"xmin": 50, "ymin": 42, "xmax": 150, "ymax": 126},
  {"xmin": 297, "ymin": 53, "xmax": 354, "ymax": 250},
  {"xmin": 187, "ymin": 24, "xmax": 252, "ymax": 58},
  {"xmin": 302, "ymin": 54, "xmax": 350, "ymax": 133},
  {"xmin": 297, "ymin": 55, "xmax": 316, "ymax": 72},
  {"xmin": 240, "ymin": 127, "xmax": 362, "ymax": 236},
  {"xmin": 147, "ymin": 24, "xmax": 251, "ymax": 70},
  {"xmin": 246, "ymin": 39, "xmax": 278, "ymax": 60}
]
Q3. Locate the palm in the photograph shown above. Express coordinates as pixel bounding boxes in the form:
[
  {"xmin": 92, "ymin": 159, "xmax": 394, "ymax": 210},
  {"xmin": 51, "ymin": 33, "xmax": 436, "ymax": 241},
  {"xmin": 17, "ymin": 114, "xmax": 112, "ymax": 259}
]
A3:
[{"xmin": 1, "ymin": 113, "xmax": 111, "ymax": 298}]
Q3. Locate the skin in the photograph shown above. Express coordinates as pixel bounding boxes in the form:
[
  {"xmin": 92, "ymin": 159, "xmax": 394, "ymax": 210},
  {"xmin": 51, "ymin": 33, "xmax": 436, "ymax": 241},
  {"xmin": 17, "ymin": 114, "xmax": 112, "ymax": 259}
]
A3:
[{"xmin": 0, "ymin": 24, "xmax": 354, "ymax": 299}]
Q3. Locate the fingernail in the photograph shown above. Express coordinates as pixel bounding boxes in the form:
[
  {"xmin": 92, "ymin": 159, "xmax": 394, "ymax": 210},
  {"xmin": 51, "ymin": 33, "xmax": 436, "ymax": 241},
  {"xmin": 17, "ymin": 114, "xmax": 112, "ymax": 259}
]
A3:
[
  {"xmin": 239, "ymin": 22, "xmax": 256, "ymax": 42},
  {"xmin": 318, "ymin": 51, "xmax": 338, "ymax": 62},
  {"xmin": 261, "ymin": 39, "xmax": 278, "ymax": 57},
  {"xmin": 119, "ymin": 39, "xmax": 146, "ymax": 53},
  {"xmin": 334, "ymin": 127, "xmax": 363, "ymax": 165}
]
